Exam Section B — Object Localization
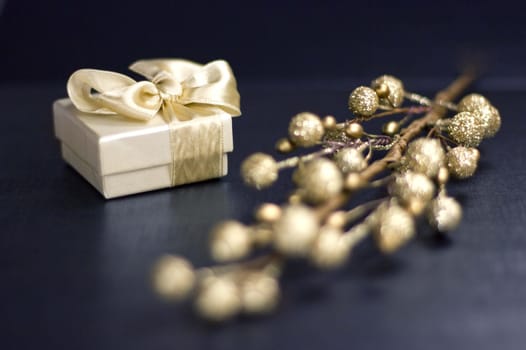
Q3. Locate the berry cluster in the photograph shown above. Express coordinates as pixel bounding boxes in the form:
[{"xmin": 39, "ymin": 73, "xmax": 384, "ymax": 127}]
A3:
[{"xmin": 152, "ymin": 73, "xmax": 500, "ymax": 322}]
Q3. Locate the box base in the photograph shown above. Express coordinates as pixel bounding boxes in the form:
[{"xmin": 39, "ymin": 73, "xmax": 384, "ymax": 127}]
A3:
[{"xmin": 61, "ymin": 143, "xmax": 228, "ymax": 199}]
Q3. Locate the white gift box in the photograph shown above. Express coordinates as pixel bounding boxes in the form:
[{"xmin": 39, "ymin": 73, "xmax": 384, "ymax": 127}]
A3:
[{"xmin": 53, "ymin": 98, "xmax": 233, "ymax": 198}]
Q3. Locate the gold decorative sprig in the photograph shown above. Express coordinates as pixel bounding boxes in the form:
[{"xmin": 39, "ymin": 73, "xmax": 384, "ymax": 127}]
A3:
[{"xmin": 152, "ymin": 72, "xmax": 501, "ymax": 322}]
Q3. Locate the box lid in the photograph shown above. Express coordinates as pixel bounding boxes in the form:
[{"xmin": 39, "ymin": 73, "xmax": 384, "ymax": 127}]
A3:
[{"xmin": 53, "ymin": 98, "xmax": 233, "ymax": 176}]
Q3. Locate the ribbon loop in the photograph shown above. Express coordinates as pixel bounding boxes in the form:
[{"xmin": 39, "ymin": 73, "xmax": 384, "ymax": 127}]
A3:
[{"xmin": 67, "ymin": 59, "xmax": 241, "ymax": 122}]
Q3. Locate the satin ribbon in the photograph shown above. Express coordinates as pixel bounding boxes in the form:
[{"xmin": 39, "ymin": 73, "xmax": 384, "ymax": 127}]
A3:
[
  {"xmin": 67, "ymin": 59, "xmax": 241, "ymax": 122},
  {"xmin": 66, "ymin": 59, "xmax": 241, "ymax": 187}
]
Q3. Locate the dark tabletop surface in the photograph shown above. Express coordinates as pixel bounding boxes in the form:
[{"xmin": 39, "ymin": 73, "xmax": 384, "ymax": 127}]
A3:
[{"xmin": 2, "ymin": 78, "xmax": 526, "ymax": 350}]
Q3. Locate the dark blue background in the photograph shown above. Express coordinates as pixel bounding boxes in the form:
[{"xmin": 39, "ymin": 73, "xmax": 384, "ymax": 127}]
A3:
[
  {"xmin": 1, "ymin": 0, "xmax": 525, "ymax": 82},
  {"xmin": 2, "ymin": 1, "xmax": 526, "ymax": 350}
]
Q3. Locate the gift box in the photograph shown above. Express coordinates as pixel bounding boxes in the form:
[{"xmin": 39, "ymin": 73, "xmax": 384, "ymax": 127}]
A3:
[{"xmin": 53, "ymin": 59, "xmax": 241, "ymax": 198}]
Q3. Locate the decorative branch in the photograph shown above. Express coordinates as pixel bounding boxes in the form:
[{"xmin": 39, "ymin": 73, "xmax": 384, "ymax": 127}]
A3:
[{"xmin": 152, "ymin": 72, "xmax": 501, "ymax": 322}]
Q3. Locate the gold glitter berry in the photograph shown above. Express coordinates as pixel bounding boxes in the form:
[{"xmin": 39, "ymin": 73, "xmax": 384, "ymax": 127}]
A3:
[
  {"xmin": 447, "ymin": 112, "xmax": 485, "ymax": 147},
  {"xmin": 371, "ymin": 75, "xmax": 405, "ymax": 108},
  {"xmin": 348, "ymin": 86, "xmax": 379, "ymax": 116}
]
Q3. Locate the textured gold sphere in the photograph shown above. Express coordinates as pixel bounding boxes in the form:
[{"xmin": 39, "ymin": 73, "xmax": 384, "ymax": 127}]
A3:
[
  {"xmin": 375, "ymin": 83, "xmax": 390, "ymax": 98},
  {"xmin": 403, "ymin": 138, "xmax": 445, "ymax": 178},
  {"xmin": 240, "ymin": 273, "xmax": 280, "ymax": 314},
  {"xmin": 288, "ymin": 112, "xmax": 325, "ymax": 147},
  {"xmin": 326, "ymin": 210, "xmax": 347, "ymax": 228},
  {"xmin": 457, "ymin": 93, "xmax": 491, "ymax": 112},
  {"xmin": 152, "ymin": 255, "xmax": 196, "ymax": 300},
  {"xmin": 275, "ymin": 138, "xmax": 294, "ymax": 153},
  {"xmin": 447, "ymin": 112, "xmax": 485, "ymax": 147},
  {"xmin": 348, "ymin": 86, "xmax": 379, "ymax": 116},
  {"xmin": 457, "ymin": 94, "xmax": 501, "ymax": 138},
  {"xmin": 334, "ymin": 147, "xmax": 367, "ymax": 173},
  {"xmin": 446, "ymin": 146, "xmax": 480, "ymax": 179},
  {"xmin": 210, "ymin": 221, "xmax": 252, "ymax": 262},
  {"xmin": 195, "ymin": 277, "xmax": 241, "ymax": 321},
  {"xmin": 476, "ymin": 105, "xmax": 501, "ymax": 138},
  {"xmin": 345, "ymin": 122, "xmax": 364, "ymax": 138},
  {"xmin": 344, "ymin": 172, "xmax": 365, "ymax": 191},
  {"xmin": 437, "ymin": 167, "xmax": 450, "ymax": 185},
  {"xmin": 427, "ymin": 195, "xmax": 463, "ymax": 232},
  {"xmin": 389, "ymin": 171, "xmax": 435, "ymax": 206},
  {"xmin": 241, "ymin": 153, "xmax": 278, "ymax": 189},
  {"xmin": 371, "ymin": 75, "xmax": 405, "ymax": 108},
  {"xmin": 383, "ymin": 121, "xmax": 400, "ymax": 136},
  {"xmin": 295, "ymin": 158, "xmax": 344, "ymax": 204},
  {"xmin": 372, "ymin": 203, "xmax": 415, "ymax": 254},
  {"xmin": 255, "ymin": 203, "xmax": 282, "ymax": 223},
  {"xmin": 309, "ymin": 226, "xmax": 350, "ymax": 269},
  {"xmin": 273, "ymin": 204, "xmax": 319, "ymax": 256},
  {"xmin": 322, "ymin": 115, "xmax": 337, "ymax": 130},
  {"xmin": 407, "ymin": 198, "xmax": 426, "ymax": 216}
]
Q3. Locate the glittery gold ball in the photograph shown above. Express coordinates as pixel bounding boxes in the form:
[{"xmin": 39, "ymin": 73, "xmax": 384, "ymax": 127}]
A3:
[
  {"xmin": 407, "ymin": 198, "xmax": 426, "ymax": 216},
  {"xmin": 255, "ymin": 203, "xmax": 282, "ymax": 223},
  {"xmin": 437, "ymin": 167, "xmax": 450, "ymax": 185},
  {"xmin": 309, "ymin": 226, "xmax": 350, "ymax": 269},
  {"xmin": 348, "ymin": 86, "xmax": 379, "ymax": 116},
  {"xmin": 371, "ymin": 75, "xmax": 405, "ymax": 108},
  {"xmin": 295, "ymin": 158, "xmax": 343, "ymax": 204},
  {"xmin": 389, "ymin": 171, "xmax": 435, "ymax": 206},
  {"xmin": 446, "ymin": 146, "xmax": 480, "ymax": 179},
  {"xmin": 195, "ymin": 277, "xmax": 241, "ymax": 321},
  {"xmin": 322, "ymin": 115, "xmax": 338, "ymax": 130},
  {"xmin": 334, "ymin": 147, "xmax": 367, "ymax": 173},
  {"xmin": 427, "ymin": 195, "xmax": 463, "ymax": 232},
  {"xmin": 288, "ymin": 112, "xmax": 325, "ymax": 147},
  {"xmin": 476, "ymin": 105, "xmax": 501, "ymax": 138},
  {"xmin": 275, "ymin": 138, "xmax": 294, "ymax": 153},
  {"xmin": 240, "ymin": 272, "xmax": 280, "ymax": 314},
  {"xmin": 457, "ymin": 93, "xmax": 491, "ymax": 112},
  {"xmin": 241, "ymin": 153, "xmax": 278, "ymax": 189},
  {"xmin": 345, "ymin": 122, "xmax": 364, "ymax": 138},
  {"xmin": 457, "ymin": 94, "xmax": 501, "ymax": 138},
  {"xmin": 382, "ymin": 121, "xmax": 400, "ymax": 136},
  {"xmin": 152, "ymin": 255, "xmax": 195, "ymax": 300},
  {"xmin": 344, "ymin": 172, "xmax": 365, "ymax": 191},
  {"xmin": 374, "ymin": 83, "xmax": 390, "ymax": 98},
  {"xmin": 326, "ymin": 210, "xmax": 347, "ymax": 228},
  {"xmin": 273, "ymin": 204, "xmax": 319, "ymax": 256},
  {"xmin": 447, "ymin": 112, "xmax": 485, "ymax": 147},
  {"xmin": 210, "ymin": 221, "xmax": 252, "ymax": 262},
  {"xmin": 371, "ymin": 203, "xmax": 415, "ymax": 254},
  {"xmin": 403, "ymin": 138, "xmax": 445, "ymax": 178}
]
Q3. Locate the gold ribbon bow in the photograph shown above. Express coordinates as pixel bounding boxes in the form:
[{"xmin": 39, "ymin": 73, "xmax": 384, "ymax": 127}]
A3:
[
  {"xmin": 66, "ymin": 59, "xmax": 241, "ymax": 188},
  {"xmin": 67, "ymin": 59, "xmax": 241, "ymax": 122}
]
